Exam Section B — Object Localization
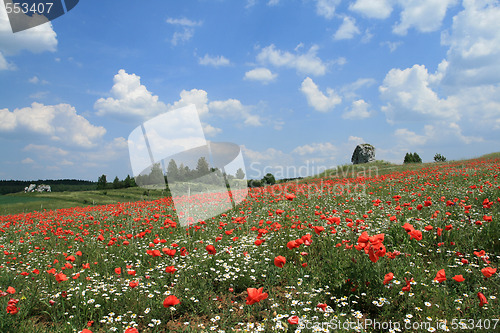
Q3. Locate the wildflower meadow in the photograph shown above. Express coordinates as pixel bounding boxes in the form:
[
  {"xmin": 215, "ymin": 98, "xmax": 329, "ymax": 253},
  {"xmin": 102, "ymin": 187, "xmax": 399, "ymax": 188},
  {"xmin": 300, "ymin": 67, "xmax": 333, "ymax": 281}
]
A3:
[{"xmin": 0, "ymin": 157, "xmax": 499, "ymax": 332}]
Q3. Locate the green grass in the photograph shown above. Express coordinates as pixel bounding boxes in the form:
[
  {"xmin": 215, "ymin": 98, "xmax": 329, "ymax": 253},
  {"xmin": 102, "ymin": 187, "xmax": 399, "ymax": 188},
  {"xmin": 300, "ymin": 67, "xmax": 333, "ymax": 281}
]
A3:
[{"xmin": 0, "ymin": 188, "xmax": 168, "ymax": 216}]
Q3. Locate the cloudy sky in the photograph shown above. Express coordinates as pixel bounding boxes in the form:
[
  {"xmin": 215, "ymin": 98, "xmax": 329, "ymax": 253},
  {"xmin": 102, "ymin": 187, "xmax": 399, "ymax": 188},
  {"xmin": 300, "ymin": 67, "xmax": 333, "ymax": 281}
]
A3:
[{"xmin": 1, "ymin": 0, "xmax": 499, "ymax": 181}]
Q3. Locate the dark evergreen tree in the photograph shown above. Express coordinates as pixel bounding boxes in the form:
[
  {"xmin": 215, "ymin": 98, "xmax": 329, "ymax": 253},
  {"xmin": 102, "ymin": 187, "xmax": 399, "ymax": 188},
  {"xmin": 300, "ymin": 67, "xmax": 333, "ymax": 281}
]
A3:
[
  {"xmin": 97, "ymin": 174, "xmax": 107, "ymax": 190},
  {"xmin": 113, "ymin": 176, "xmax": 120, "ymax": 189}
]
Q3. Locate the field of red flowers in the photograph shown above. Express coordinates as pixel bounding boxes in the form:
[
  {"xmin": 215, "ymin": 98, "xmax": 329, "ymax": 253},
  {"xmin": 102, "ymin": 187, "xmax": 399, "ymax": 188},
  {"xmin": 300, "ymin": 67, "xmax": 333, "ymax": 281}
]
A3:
[{"xmin": 0, "ymin": 158, "xmax": 499, "ymax": 332}]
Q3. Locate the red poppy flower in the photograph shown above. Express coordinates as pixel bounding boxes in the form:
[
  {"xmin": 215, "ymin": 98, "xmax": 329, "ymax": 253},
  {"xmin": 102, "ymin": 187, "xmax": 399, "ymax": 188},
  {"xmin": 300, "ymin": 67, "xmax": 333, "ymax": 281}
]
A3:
[
  {"xmin": 114, "ymin": 267, "xmax": 122, "ymax": 275},
  {"xmin": 288, "ymin": 315, "xmax": 299, "ymax": 325},
  {"xmin": 246, "ymin": 287, "xmax": 268, "ymax": 305},
  {"xmin": 206, "ymin": 245, "xmax": 216, "ymax": 255},
  {"xmin": 124, "ymin": 328, "xmax": 139, "ymax": 333},
  {"xmin": 274, "ymin": 255, "xmax": 286, "ymax": 268},
  {"xmin": 317, "ymin": 303, "xmax": 327, "ymax": 311},
  {"xmin": 287, "ymin": 240, "xmax": 298, "ymax": 249},
  {"xmin": 129, "ymin": 281, "xmax": 139, "ymax": 288},
  {"xmin": 255, "ymin": 239, "xmax": 264, "ymax": 246},
  {"xmin": 478, "ymin": 292, "xmax": 488, "ymax": 307},
  {"xmin": 383, "ymin": 272, "xmax": 394, "ymax": 285},
  {"xmin": 55, "ymin": 273, "xmax": 68, "ymax": 283},
  {"xmin": 452, "ymin": 275, "xmax": 465, "ymax": 282},
  {"xmin": 434, "ymin": 269, "xmax": 446, "ymax": 283},
  {"xmin": 285, "ymin": 193, "xmax": 296, "ymax": 201},
  {"xmin": 409, "ymin": 229, "xmax": 422, "ymax": 241},
  {"xmin": 481, "ymin": 267, "xmax": 497, "ymax": 278},
  {"xmin": 402, "ymin": 277, "xmax": 413, "ymax": 292},
  {"xmin": 165, "ymin": 266, "xmax": 177, "ymax": 274},
  {"xmin": 163, "ymin": 295, "xmax": 180, "ymax": 307},
  {"xmin": 402, "ymin": 223, "xmax": 414, "ymax": 233},
  {"xmin": 474, "ymin": 250, "xmax": 486, "ymax": 257},
  {"xmin": 6, "ymin": 286, "xmax": 15, "ymax": 294},
  {"xmin": 313, "ymin": 226, "xmax": 325, "ymax": 235}
]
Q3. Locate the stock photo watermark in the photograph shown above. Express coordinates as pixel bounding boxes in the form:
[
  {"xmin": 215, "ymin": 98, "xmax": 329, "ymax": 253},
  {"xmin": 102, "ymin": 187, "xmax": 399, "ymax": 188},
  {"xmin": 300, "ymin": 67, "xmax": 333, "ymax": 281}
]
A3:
[
  {"xmin": 3, "ymin": 0, "xmax": 79, "ymax": 33},
  {"xmin": 127, "ymin": 104, "xmax": 248, "ymax": 227}
]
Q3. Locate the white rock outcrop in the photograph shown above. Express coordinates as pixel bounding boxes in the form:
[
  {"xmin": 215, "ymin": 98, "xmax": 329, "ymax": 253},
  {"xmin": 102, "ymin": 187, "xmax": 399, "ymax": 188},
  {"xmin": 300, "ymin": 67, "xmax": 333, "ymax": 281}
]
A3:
[{"xmin": 351, "ymin": 144, "xmax": 375, "ymax": 164}]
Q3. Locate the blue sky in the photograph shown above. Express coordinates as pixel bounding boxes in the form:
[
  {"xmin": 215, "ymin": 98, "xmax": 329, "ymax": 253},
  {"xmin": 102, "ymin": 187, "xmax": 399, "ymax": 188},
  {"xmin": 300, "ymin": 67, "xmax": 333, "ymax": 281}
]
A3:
[{"xmin": 1, "ymin": 0, "xmax": 500, "ymax": 181}]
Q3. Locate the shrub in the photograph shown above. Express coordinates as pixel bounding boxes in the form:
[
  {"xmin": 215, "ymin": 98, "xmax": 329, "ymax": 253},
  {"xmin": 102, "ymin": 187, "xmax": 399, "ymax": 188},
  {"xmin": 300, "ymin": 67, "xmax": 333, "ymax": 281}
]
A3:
[
  {"xmin": 404, "ymin": 152, "xmax": 422, "ymax": 164},
  {"xmin": 434, "ymin": 153, "xmax": 447, "ymax": 162}
]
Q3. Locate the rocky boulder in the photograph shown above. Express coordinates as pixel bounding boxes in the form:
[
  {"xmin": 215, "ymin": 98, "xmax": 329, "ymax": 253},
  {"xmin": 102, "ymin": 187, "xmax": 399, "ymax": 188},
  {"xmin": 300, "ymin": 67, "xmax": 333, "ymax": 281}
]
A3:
[{"xmin": 351, "ymin": 144, "xmax": 375, "ymax": 164}]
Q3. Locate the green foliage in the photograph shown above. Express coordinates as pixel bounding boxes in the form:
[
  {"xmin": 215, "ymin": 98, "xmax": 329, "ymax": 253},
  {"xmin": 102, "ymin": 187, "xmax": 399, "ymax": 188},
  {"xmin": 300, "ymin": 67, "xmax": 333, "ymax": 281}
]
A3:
[
  {"xmin": 167, "ymin": 159, "xmax": 179, "ymax": 182},
  {"xmin": 247, "ymin": 179, "xmax": 262, "ymax": 187},
  {"xmin": 434, "ymin": 153, "xmax": 447, "ymax": 162},
  {"xmin": 196, "ymin": 156, "xmax": 210, "ymax": 176},
  {"xmin": 261, "ymin": 173, "xmax": 276, "ymax": 185},
  {"xmin": 96, "ymin": 174, "xmax": 107, "ymax": 190},
  {"xmin": 112, "ymin": 176, "xmax": 120, "ymax": 189},
  {"xmin": 404, "ymin": 152, "xmax": 422, "ymax": 164}
]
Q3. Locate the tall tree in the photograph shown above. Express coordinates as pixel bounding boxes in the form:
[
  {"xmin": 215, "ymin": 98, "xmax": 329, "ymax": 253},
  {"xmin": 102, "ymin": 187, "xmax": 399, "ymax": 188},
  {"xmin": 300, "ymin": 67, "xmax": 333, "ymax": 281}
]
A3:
[
  {"xmin": 113, "ymin": 176, "xmax": 120, "ymax": 189},
  {"xmin": 167, "ymin": 159, "xmax": 179, "ymax": 182},
  {"xmin": 124, "ymin": 175, "xmax": 132, "ymax": 188},
  {"xmin": 196, "ymin": 157, "xmax": 210, "ymax": 176},
  {"xmin": 97, "ymin": 174, "xmax": 107, "ymax": 190}
]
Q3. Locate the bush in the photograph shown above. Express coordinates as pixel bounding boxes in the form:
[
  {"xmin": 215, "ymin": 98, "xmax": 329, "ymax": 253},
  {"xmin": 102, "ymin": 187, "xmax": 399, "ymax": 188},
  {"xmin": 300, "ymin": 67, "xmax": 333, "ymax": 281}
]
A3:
[
  {"xmin": 261, "ymin": 173, "xmax": 276, "ymax": 185},
  {"xmin": 404, "ymin": 152, "xmax": 422, "ymax": 164},
  {"xmin": 434, "ymin": 153, "xmax": 447, "ymax": 162}
]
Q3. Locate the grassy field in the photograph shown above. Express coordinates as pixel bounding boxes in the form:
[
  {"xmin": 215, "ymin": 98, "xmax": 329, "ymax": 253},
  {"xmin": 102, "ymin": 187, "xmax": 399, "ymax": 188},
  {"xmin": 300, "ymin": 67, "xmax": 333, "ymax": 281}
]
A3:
[
  {"xmin": 0, "ymin": 188, "xmax": 169, "ymax": 216},
  {"xmin": 0, "ymin": 154, "xmax": 498, "ymax": 333}
]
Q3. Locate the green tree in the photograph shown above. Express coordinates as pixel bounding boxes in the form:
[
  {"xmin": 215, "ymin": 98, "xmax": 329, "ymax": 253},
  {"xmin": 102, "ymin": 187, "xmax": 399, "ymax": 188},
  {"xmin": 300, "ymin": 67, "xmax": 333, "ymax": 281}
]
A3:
[
  {"xmin": 97, "ymin": 174, "xmax": 107, "ymax": 190},
  {"xmin": 148, "ymin": 163, "xmax": 164, "ymax": 185},
  {"xmin": 112, "ymin": 176, "xmax": 121, "ymax": 189},
  {"xmin": 404, "ymin": 152, "xmax": 422, "ymax": 164},
  {"xmin": 196, "ymin": 157, "xmax": 210, "ymax": 176},
  {"xmin": 124, "ymin": 175, "xmax": 132, "ymax": 188},
  {"xmin": 434, "ymin": 153, "xmax": 446, "ymax": 162},
  {"xmin": 235, "ymin": 168, "xmax": 245, "ymax": 179},
  {"xmin": 412, "ymin": 152, "xmax": 422, "ymax": 163},
  {"xmin": 262, "ymin": 173, "xmax": 276, "ymax": 185},
  {"xmin": 167, "ymin": 159, "xmax": 179, "ymax": 182}
]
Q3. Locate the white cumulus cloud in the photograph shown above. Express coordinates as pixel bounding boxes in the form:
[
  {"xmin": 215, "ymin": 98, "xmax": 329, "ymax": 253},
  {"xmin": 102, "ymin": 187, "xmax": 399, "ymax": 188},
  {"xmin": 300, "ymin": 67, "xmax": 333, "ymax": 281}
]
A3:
[
  {"xmin": 342, "ymin": 99, "xmax": 372, "ymax": 119},
  {"xmin": 315, "ymin": 0, "xmax": 341, "ymax": 19},
  {"xmin": 334, "ymin": 16, "xmax": 361, "ymax": 40},
  {"xmin": 244, "ymin": 67, "xmax": 277, "ymax": 83},
  {"xmin": 393, "ymin": 0, "xmax": 458, "ymax": 35},
  {"xmin": 198, "ymin": 54, "xmax": 231, "ymax": 67},
  {"xmin": 0, "ymin": 103, "xmax": 106, "ymax": 147},
  {"xmin": 349, "ymin": 0, "xmax": 393, "ymax": 19},
  {"xmin": 300, "ymin": 77, "xmax": 341, "ymax": 112},
  {"xmin": 209, "ymin": 99, "xmax": 262, "ymax": 126},
  {"xmin": 441, "ymin": 0, "xmax": 500, "ymax": 87},
  {"xmin": 379, "ymin": 64, "xmax": 457, "ymax": 123},
  {"xmin": 94, "ymin": 69, "xmax": 169, "ymax": 120},
  {"xmin": 256, "ymin": 44, "xmax": 327, "ymax": 76},
  {"xmin": 0, "ymin": 7, "xmax": 57, "ymax": 70}
]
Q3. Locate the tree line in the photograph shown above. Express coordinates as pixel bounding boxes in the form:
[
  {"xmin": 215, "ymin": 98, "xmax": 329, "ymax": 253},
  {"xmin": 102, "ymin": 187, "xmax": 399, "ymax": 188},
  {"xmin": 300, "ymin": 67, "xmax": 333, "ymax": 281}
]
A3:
[{"xmin": 97, "ymin": 157, "xmax": 246, "ymax": 190}]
